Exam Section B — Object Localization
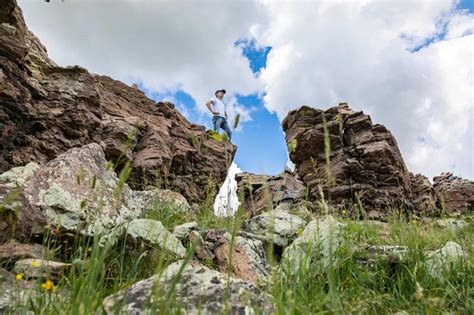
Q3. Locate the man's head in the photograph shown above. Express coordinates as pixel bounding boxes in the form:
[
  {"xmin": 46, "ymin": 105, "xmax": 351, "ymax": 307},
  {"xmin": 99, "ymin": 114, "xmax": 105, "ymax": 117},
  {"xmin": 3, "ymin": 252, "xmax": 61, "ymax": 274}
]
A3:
[{"xmin": 215, "ymin": 89, "xmax": 226, "ymax": 99}]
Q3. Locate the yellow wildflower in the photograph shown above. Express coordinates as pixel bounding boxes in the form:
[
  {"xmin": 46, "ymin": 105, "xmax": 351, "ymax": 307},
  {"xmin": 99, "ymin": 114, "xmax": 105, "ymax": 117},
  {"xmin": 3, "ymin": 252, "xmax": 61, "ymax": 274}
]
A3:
[
  {"xmin": 42, "ymin": 279, "xmax": 55, "ymax": 292},
  {"xmin": 296, "ymin": 228, "xmax": 303, "ymax": 236},
  {"xmin": 31, "ymin": 260, "xmax": 39, "ymax": 268},
  {"xmin": 16, "ymin": 273, "xmax": 23, "ymax": 281},
  {"xmin": 342, "ymin": 209, "xmax": 347, "ymax": 215},
  {"xmin": 412, "ymin": 219, "xmax": 417, "ymax": 225}
]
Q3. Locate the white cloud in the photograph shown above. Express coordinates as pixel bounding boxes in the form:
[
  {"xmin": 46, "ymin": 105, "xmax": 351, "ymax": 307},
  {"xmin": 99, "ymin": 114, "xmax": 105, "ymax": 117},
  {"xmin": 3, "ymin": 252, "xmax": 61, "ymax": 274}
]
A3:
[
  {"xmin": 214, "ymin": 162, "xmax": 241, "ymax": 216},
  {"xmin": 18, "ymin": 0, "xmax": 266, "ymax": 112},
  {"xmin": 256, "ymin": 0, "xmax": 473, "ymax": 179},
  {"xmin": 18, "ymin": 0, "xmax": 474, "ymax": 180}
]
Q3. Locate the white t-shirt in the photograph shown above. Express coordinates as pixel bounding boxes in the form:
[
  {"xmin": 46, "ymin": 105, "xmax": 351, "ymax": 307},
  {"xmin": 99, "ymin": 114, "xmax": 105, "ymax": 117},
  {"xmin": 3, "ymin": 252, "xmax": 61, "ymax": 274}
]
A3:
[{"xmin": 211, "ymin": 97, "xmax": 226, "ymax": 117}]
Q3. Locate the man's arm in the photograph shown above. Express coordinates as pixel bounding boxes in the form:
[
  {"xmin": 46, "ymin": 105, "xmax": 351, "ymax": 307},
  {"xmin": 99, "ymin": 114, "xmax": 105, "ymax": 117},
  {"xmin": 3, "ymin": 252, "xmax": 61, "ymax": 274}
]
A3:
[{"xmin": 206, "ymin": 100, "xmax": 219, "ymax": 115}]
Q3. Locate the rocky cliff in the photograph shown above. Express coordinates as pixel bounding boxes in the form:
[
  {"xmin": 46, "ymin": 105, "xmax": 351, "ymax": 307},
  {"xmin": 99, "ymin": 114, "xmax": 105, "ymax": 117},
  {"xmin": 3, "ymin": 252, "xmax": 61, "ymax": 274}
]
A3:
[
  {"xmin": 282, "ymin": 103, "xmax": 442, "ymax": 217},
  {"xmin": 235, "ymin": 171, "xmax": 306, "ymax": 215},
  {"xmin": 433, "ymin": 173, "xmax": 474, "ymax": 213},
  {"xmin": 0, "ymin": 0, "xmax": 235, "ymax": 203}
]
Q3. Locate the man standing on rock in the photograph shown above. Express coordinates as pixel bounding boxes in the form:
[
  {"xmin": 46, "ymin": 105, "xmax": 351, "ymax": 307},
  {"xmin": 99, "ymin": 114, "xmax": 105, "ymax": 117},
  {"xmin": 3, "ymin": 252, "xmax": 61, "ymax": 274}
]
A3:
[{"xmin": 206, "ymin": 89, "xmax": 232, "ymax": 141}]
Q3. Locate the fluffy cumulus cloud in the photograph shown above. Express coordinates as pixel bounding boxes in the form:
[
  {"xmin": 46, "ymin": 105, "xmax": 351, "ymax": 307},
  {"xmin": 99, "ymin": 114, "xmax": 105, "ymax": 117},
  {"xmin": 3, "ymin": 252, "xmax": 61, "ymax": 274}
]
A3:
[
  {"xmin": 18, "ymin": 0, "xmax": 265, "ymax": 111},
  {"xmin": 18, "ymin": 0, "xmax": 473, "ymax": 180},
  {"xmin": 256, "ymin": 0, "xmax": 473, "ymax": 179}
]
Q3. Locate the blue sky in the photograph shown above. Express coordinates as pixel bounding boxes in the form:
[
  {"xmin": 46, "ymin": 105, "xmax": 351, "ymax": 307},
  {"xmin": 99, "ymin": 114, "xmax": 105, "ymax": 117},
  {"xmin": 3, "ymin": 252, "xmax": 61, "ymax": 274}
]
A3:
[{"xmin": 142, "ymin": 40, "xmax": 288, "ymax": 175}]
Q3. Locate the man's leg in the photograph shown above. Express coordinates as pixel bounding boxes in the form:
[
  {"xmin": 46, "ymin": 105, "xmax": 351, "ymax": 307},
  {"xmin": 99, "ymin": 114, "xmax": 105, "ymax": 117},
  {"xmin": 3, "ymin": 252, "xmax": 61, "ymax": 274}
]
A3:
[
  {"xmin": 212, "ymin": 116, "xmax": 220, "ymax": 132},
  {"xmin": 222, "ymin": 118, "xmax": 232, "ymax": 140}
]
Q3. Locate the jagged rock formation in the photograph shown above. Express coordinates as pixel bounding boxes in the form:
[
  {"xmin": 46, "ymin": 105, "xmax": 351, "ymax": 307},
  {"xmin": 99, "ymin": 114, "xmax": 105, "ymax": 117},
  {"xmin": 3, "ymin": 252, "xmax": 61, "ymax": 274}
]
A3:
[
  {"xmin": 410, "ymin": 173, "xmax": 442, "ymax": 215},
  {"xmin": 0, "ymin": 0, "xmax": 235, "ymax": 203},
  {"xmin": 236, "ymin": 171, "xmax": 306, "ymax": 215},
  {"xmin": 433, "ymin": 173, "xmax": 474, "ymax": 213},
  {"xmin": 282, "ymin": 103, "xmax": 441, "ymax": 216}
]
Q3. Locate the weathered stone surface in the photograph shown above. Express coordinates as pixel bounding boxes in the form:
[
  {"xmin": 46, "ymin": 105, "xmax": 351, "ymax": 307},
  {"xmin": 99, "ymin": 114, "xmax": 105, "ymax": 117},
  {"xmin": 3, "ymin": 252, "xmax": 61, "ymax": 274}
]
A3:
[
  {"xmin": 281, "ymin": 215, "xmax": 345, "ymax": 273},
  {"xmin": 425, "ymin": 241, "xmax": 468, "ymax": 281},
  {"xmin": 435, "ymin": 218, "xmax": 467, "ymax": 230},
  {"xmin": 204, "ymin": 230, "xmax": 269, "ymax": 285},
  {"xmin": 236, "ymin": 170, "xmax": 305, "ymax": 215},
  {"xmin": 282, "ymin": 103, "xmax": 441, "ymax": 216},
  {"xmin": 154, "ymin": 189, "xmax": 191, "ymax": 210},
  {"xmin": 13, "ymin": 258, "xmax": 70, "ymax": 281},
  {"xmin": 0, "ymin": 240, "xmax": 46, "ymax": 264},
  {"xmin": 0, "ymin": 0, "xmax": 235, "ymax": 204},
  {"xmin": 433, "ymin": 173, "xmax": 474, "ymax": 213},
  {"xmin": 0, "ymin": 143, "xmax": 144, "ymax": 243},
  {"xmin": 173, "ymin": 221, "xmax": 200, "ymax": 241},
  {"xmin": 410, "ymin": 173, "xmax": 442, "ymax": 215},
  {"xmin": 126, "ymin": 219, "xmax": 186, "ymax": 258},
  {"xmin": 364, "ymin": 245, "xmax": 409, "ymax": 264},
  {"xmin": 243, "ymin": 209, "xmax": 307, "ymax": 247},
  {"xmin": 0, "ymin": 268, "xmax": 36, "ymax": 313},
  {"xmin": 102, "ymin": 260, "xmax": 273, "ymax": 314}
]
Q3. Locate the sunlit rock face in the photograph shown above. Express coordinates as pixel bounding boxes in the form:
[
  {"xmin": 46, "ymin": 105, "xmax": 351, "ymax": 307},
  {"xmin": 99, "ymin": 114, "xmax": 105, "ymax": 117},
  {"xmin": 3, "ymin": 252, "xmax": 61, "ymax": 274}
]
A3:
[
  {"xmin": 282, "ymin": 103, "xmax": 442, "ymax": 217},
  {"xmin": 0, "ymin": 0, "xmax": 235, "ymax": 205}
]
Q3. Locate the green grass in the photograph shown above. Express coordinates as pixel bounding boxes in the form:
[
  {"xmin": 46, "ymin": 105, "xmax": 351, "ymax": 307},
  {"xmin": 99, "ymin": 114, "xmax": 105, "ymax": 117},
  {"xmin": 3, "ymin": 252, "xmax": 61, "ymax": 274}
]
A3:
[
  {"xmin": 3, "ymin": 126, "xmax": 473, "ymax": 314},
  {"xmin": 4, "ymin": 206, "xmax": 472, "ymax": 314}
]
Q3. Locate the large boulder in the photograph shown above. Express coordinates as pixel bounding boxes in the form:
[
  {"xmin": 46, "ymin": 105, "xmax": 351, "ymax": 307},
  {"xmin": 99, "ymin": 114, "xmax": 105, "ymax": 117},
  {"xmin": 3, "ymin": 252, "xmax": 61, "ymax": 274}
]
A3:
[
  {"xmin": 102, "ymin": 260, "xmax": 273, "ymax": 314},
  {"xmin": 425, "ymin": 241, "xmax": 468, "ymax": 281},
  {"xmin": 204, "ymin": 230, "xmax": 270, "ymax": 285},
  {"xmin": 0, "ymin": 240, "xmax": 46, "ymax": 264},
  {"xmin": 13, "ymin": 258, "xmax": 71, "ymax": 281},
  {"xmin": 409, "ymin": 173, "xmax": 442, "ymax": 216},
  {"xmin": 0, "ymin": 143, "xmax": 158, "ymax": 243},
  {"xmin": 433, "ymin": 173, "xmax": 474, "ymax": 213},
  {"xmin": 126, "ymin": 219, "xmax": 186, "ymax": 258},
  {"xmin": 281, "ymin": 215, "xmax": 346, "ymax": 274},
  {"xmin": 0, "ymin": 0, "xmax": 235, "ymax": 204},
  {"xmin": 243, "ymin": 209, "xmax": 307, "ymax": 248},
  {"xmin": 282, "ymin": 103, "xmax": 440, "ymax": 216},
  {"xmin": 236, "ymin": 170, "xmax": 306, "ymax": 215}
]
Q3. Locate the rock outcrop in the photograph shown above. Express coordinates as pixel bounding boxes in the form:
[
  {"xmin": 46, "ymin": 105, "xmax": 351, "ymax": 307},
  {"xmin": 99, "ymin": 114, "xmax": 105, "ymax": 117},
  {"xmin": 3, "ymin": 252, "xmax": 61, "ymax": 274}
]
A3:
[
  {"xmin": 102, "ymin": 260, "xmax": 274, "ymax": 314},
  {"xmin": 236, "ymin": 171, "xmax": 305, "ymax": 215},
  {"xmin": 0, "ymin": 143, "xmax": 187, "ymax": 245},
  {"xmin": 0, "ymin": 0, "xmax": 235, "ymax": 204},
  {"xmin": 282, "ymin": 103, "xmax": 441, "ymax": 216},
  {"xmin": 281, "ymin": 215, "xmax": 345, "ymax": 274},
  {"xmin": 204, "ymin": 230, "xmax": 269, "ymax": 285},
  {"xmin": 244, "ymin": 209, "xmax": 308, "ymax": 248},
  {"xmin": 433, "ymin": 173, "xmax": 474, "ymax": 213},
  {"xmin": 410, "ymin": 173, "xmax": 442, "ymax": 215}
]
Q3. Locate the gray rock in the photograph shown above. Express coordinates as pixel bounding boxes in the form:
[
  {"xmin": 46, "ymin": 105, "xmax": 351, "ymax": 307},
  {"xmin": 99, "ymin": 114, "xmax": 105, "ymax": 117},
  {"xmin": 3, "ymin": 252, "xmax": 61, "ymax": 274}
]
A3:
[
  {"xmin": 435, "ymin": 218, "xmax": 467, "ymax": 230},
  {"xmin": 281, "ymin": 215, "xmax": 346, "ymax": 274},
  {"xmin": 0, "ymin": 240, "xmax": 47, "ymax": 264},
  {"xmin": 226, "ymin": 233, "xmax": 270, "ymax": 284},
  {"xmin": 173, "ymin": 221, "xmax": 199, "ymax": 241},
  {"xmin": 244, "ymin": 209, "xmax": 307, "ymax": 247},
  {"xmin": 425, "ymin": 241, "xmax": 468, "ymax": 281},
  {"xmin": 203, "ymin": 230, "xmax": 269, "ymax": 285},
  {"xmin": 364, "ymin": 245, "xmax": 409, "ymax": 265},
  {"xmin": 102, "ymin": 260, "xmax": 273, "ymax": 314},
  {"xmin": 13, "ymin": 258, "xmax": 71, "ymax": 281},
  {"xmin": 0, "ymin": 268, "xmax": 36, "ymax": 313},
  {"xmin": 126, "ymin": 219, "xmax": 186, "ymax": 258},
  {"xmin": 0, "ymin": 162, "xmax": 39, "ymax": 188},
  {"xmin": 155, "ymin": 189, "xmax": 191, "ymax": 211},
  {"xmin": 189, "ymin": 230, "xmax": 215, "ymax": 261},
  {"xmin": 0, "ymin": 143, "xmax": 144, "ymax": 244}
]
